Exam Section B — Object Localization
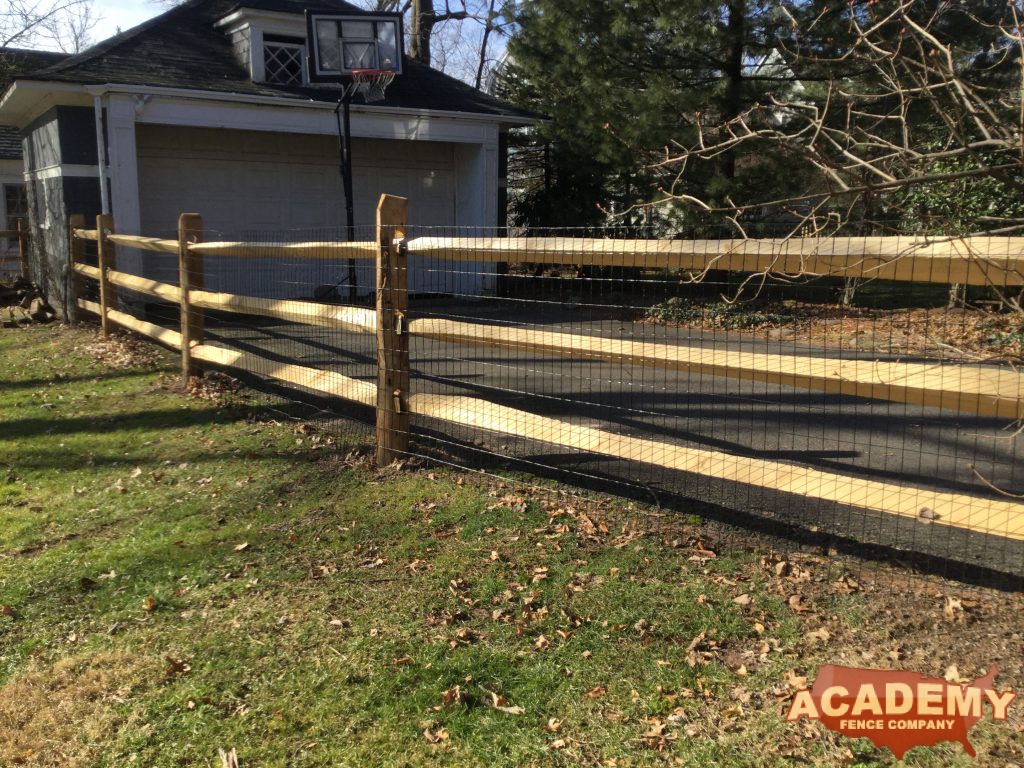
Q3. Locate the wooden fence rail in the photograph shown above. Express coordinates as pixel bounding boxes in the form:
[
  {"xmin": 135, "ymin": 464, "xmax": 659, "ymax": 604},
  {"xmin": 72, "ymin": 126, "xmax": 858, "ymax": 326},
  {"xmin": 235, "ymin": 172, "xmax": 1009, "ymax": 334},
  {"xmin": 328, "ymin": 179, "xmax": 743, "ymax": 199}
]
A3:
[
  {"xmin": 405, "ymin": 236, "xmax": 1024, "ymax": 286},
  {"xmin": 66, "ymin": 200, "xmax": 1024, "ymax": 544}
]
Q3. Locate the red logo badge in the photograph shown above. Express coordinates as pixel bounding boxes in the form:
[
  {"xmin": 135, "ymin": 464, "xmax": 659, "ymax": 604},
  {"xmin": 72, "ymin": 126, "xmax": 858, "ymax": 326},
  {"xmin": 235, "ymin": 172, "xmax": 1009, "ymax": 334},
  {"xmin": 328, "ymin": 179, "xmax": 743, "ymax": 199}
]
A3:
[{"xmin": 786, "ymin": 665, "xmax": 1016, "ymax": 759}]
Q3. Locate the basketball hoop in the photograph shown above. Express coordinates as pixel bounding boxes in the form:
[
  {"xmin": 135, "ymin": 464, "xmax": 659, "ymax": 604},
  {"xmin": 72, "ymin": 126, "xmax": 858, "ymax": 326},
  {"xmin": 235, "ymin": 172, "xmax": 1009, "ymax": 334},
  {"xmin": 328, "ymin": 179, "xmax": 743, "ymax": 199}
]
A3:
[{"xmin": 346, "ymin": 68, "xmax": 396, "ymax": 103}]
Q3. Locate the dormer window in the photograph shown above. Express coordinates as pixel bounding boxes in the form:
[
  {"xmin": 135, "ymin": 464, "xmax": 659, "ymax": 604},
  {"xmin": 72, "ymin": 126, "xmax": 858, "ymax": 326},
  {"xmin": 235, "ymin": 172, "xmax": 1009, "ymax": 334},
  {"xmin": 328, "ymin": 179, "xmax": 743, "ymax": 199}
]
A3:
[{"xmin": 263, "ymin": 34, "xmax": 305, "ymax": 85}]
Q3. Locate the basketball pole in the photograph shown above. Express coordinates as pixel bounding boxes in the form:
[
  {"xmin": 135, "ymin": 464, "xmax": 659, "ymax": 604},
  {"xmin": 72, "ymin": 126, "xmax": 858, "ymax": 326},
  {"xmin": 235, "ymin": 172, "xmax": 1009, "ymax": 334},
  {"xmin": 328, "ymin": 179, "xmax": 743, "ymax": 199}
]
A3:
[{"xmin": 335, "ymin": 91, "xmax": 359, "ymax": 302}]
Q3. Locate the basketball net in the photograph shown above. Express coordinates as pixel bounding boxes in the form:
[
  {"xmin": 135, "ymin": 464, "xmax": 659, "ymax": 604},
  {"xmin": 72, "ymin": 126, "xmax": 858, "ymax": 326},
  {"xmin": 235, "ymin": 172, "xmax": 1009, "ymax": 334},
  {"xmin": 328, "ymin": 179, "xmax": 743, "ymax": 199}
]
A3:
[{"xmin": 344, "ymin": 68, "xmax": 396, "ymax": 103}]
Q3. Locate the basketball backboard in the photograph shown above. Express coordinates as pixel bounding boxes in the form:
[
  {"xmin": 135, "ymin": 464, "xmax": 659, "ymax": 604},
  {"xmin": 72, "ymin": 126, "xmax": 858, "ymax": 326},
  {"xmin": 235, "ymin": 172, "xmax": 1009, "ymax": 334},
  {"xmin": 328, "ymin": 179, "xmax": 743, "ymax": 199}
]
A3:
[{"xmin": 305, "ymin": 11, "xmax": 403, "ymax": 83}]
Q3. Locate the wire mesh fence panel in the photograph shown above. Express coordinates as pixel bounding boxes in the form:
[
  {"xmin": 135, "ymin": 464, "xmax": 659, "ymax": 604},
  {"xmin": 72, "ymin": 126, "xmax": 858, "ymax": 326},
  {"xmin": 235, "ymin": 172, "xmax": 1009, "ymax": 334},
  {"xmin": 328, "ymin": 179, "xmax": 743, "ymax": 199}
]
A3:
[
  {"xmin": 397, "ymin": 226, "xmax": 1024, "ymax": 584},
  {"xmin": 66, "ymin": 211, "xmax": 1024, "ymax": 586}
]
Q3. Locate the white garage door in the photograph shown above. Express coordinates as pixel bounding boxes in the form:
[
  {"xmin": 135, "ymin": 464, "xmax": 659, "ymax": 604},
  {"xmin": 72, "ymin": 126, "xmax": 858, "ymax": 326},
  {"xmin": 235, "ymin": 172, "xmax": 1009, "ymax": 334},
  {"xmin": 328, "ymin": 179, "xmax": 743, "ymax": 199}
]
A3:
[{"xmin": 137, "ymin": 125, "xmax": 461, "ymax": 297}]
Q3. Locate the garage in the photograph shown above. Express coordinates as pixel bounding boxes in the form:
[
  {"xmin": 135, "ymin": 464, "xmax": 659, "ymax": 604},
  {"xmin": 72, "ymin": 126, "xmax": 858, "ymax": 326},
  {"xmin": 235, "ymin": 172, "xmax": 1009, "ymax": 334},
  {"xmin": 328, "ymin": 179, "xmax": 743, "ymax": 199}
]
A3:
[{"xmin": 136, "ymin": 125, "xmax": 465, "ymax": 297}]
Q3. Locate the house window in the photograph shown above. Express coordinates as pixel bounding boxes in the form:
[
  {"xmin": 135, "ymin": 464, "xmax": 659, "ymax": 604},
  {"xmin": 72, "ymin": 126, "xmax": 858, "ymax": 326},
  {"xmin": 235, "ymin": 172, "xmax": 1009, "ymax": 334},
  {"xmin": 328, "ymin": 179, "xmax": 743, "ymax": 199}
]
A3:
[
  {"xmin": 264, "ymin": 42, "xmax": 305, "ymax": 85},
  {"xmin": 4, "ymin": 184, "xmax": 27, "ymax": 247}
]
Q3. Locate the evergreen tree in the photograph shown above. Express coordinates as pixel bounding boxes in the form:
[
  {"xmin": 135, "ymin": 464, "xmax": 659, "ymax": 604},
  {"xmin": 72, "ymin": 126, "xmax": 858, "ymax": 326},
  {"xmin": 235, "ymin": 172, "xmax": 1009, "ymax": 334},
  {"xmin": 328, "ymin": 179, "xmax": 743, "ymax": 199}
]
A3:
[{"xmin": 499, "ymin": 0, "xmax": 792, "ymax": 229}]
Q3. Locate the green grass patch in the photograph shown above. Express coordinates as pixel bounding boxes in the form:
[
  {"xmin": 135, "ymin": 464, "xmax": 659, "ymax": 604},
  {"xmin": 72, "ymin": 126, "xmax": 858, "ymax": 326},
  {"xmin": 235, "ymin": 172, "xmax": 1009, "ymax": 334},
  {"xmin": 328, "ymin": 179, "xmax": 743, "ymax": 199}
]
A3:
[{"xmin": 0, "ymin": 325, "xmax": 1018, "ymax": 767}]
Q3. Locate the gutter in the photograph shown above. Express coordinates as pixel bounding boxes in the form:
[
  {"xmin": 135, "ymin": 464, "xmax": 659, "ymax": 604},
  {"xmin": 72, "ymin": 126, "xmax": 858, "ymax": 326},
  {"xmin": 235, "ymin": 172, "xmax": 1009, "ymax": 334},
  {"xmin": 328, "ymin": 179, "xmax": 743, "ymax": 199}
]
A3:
[
  {"xmin": 85, "ymin": 82, "xmax": 542, "ymax": 126},
  {"xmin": 3, "ymin": 78, "xmax": 544, "ymax": 128}
]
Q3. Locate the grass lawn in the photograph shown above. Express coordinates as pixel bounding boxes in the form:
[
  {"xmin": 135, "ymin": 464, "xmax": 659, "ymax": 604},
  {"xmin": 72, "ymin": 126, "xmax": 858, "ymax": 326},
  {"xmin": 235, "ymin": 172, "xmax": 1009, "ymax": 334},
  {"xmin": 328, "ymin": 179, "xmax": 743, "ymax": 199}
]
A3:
[{"xmin": 0, "ymin": 324, "xmax": 1021, "ymax": 767}]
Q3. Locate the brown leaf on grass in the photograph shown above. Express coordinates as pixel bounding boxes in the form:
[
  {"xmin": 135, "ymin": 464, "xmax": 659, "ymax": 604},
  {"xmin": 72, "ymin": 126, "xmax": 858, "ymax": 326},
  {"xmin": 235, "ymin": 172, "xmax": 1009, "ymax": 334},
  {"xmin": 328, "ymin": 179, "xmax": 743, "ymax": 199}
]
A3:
[
  {"xmin": 786, "ymin": 670, "xmax": 808, "ymax": 689},
  {"xmin": 164, "ymin": 656, "xmax": 191, "ymax": 679},
  {"xmin": 328, "ymin": 618, "xmax": 351, "ymax": 629},
  {"xmin": 641, "ymin": 718, "xmax": 677, "ymax": 751},
  {"xmin": 805, "ymin": 628, "xmax": 831, "ymax": 644},
  {"xmin": 480, "ymin": 687, "xmax": 525, "ymax": 715},
  {"xmin": 423, "ymin": 726, "xmax": 449, "ymax": 744},
  {"xmin": 144, "ymin": 595, "xmax": 156, "ymax": 613},
  {"xmin": 546, "ymin": 717, "xmax": 563, "ymax": 733},
  {"xmin": 832, "ymin": 574, "xmax": 861, "ymax": 594},
  {"xmin": 549, "ymin": 738, "xmax": 570, "ymax": 750},
  {"xmin": 0, "ymin": 604, "xmax": 15, "ymax": 618},
  {"xmin": 585, "ymin": 686, "xmax": 606, "ymax": 699},
  {"xmin": 535, "ymin": 635, "xmax": 551, "ymax": 650},
  {"xmin": 944, "ymin": 664, "xmax": 969, "ymax": 684},
  {"xmin": 733, "ymin": 594, "xmax": 752, "ymax": 607},
  {"xmin": 441, "ymin": 686, "xmax": 463, "ymax": 707},
  {"xmin": 787, "ymin": 595, "xmax": 811, "ymax": 614},
  {"xmin": 233, "ymin": 542, "xmax": 249, "ymax": 552}
]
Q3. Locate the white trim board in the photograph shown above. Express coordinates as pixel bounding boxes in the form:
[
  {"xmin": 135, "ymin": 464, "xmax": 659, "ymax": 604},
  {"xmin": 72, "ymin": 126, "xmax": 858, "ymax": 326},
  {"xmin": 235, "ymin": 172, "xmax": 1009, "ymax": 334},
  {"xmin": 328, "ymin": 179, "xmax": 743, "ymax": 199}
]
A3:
[{"xmin": 24, "ymin": 164, "xmax": 107, "ymax": 180}]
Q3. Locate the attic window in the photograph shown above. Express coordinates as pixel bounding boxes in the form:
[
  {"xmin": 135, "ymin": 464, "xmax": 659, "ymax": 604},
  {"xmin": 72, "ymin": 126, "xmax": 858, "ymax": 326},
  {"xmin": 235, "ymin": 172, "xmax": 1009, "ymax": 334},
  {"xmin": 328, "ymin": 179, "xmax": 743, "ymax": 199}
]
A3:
[{"xmin": 264, "ymin": 41, "xmax": 304, "ymax": 85}]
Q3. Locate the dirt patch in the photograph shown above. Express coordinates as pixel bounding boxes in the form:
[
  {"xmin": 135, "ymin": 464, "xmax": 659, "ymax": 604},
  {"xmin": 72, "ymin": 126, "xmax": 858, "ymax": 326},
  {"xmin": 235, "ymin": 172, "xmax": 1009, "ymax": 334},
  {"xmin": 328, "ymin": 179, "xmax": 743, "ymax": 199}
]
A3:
[
  {"xmin": 0, "ymin": 650, "xmax": 156, "ymax": 767},
  {"xmin": 645, "ymin": 301, "xmax": 1024, "ymax": 361}
]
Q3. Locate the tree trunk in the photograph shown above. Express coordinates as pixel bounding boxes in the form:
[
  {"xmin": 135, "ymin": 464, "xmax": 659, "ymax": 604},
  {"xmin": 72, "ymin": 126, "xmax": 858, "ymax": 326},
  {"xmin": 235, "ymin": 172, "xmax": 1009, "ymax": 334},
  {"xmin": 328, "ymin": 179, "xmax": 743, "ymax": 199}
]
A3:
[
  {"xmin": 409, "ymin": 0, "xmax": 434, "ymax": 65},
  {"xmin": 721, "ymin": 0, "xmax": 745, "ymax": 181}
]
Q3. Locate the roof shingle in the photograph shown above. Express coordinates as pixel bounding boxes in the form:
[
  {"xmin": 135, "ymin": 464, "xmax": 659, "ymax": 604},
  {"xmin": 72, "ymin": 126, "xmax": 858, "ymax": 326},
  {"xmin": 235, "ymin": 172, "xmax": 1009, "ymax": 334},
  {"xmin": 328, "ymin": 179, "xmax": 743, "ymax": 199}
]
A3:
[{"xmin": 22, "ymin": 0, "xmax": 538, "ymax": 121}]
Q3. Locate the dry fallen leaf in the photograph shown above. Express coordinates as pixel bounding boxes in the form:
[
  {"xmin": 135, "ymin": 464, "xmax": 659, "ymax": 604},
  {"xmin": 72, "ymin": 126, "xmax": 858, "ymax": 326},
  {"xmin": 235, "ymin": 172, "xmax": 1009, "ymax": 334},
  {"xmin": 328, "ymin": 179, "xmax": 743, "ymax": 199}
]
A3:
[
  {"xmin": 733, "ymin": 594, "xmax": 752, "ymax": 607},
  {"xmin": 786, "ymin": 670, "xmax": 808, "ymax": 689},
  {"xmin": 787, "ymin": 595, "xmax": 811, "ymax": 614},
  {"xmin": 423, "ymin": 726, "xmax": 449, "ymax": 744},
  {"xmin": 945, "ymin": 664, "xmax": 969, "ymax": 684},
  {"xmin": 805, "ymin": 627, "xmax": 831, "ymax": 644},
  {"xmin": 144, "ymin": 595, "xmax": 156, "ymax": 612},
  {"xmin": 481, "ymin": 687, "xmax": 525, "ymax": 715},
  {"xmin": 233, "ymin": 542, "xmax": 250, "ymax": 552},
  {"xmin": 441, "ymin": 686, "xmax": 463, "ymax": 707},
  {"xmin": 586, "ymin": 686, "xmax": 606, "ymax": 699},
  {"xmin": 546, "ymin": 718, "xmax": 563, "ymax": 733}
]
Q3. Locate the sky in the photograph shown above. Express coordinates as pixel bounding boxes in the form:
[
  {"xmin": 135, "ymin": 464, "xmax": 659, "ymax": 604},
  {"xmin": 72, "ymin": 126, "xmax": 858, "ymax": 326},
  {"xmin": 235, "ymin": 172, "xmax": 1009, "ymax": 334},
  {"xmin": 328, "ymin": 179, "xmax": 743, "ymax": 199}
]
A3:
[{"xmin": 91, "ymin": 0, "xmax": 163, "ymax": 42}]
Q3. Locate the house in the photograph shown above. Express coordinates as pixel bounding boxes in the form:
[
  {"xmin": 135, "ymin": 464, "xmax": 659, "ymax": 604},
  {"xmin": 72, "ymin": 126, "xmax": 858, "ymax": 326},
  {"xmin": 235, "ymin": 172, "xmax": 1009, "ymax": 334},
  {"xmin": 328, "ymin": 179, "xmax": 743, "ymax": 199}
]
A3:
[
  {"xmin": 0, "ymin": 48, "xmax": 68, "ymax": 271},
  {"xmin": 0, "ymin": 0, "xmax": 538, "ymax": 313}
]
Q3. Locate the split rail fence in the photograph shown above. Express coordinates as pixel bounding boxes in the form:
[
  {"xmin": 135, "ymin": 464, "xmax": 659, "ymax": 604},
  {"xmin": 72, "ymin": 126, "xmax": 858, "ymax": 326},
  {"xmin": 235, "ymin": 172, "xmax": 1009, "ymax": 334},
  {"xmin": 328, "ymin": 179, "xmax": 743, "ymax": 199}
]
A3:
[{"xmin": 68, "ymin": 195, "xmax": 1024, "ymax": 572}]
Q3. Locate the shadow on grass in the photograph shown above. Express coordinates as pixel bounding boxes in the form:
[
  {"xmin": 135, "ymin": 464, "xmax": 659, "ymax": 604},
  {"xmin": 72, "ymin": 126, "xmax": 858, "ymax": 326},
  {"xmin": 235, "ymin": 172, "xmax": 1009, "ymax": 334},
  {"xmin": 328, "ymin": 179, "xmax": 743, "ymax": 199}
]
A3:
[
  {"xmin": 0, "ymin": 369, "xmax": 154, "ymax": 392},
  {"xmin": 0, "ymin": 407, "xmax": 245, "ymax": 442}
]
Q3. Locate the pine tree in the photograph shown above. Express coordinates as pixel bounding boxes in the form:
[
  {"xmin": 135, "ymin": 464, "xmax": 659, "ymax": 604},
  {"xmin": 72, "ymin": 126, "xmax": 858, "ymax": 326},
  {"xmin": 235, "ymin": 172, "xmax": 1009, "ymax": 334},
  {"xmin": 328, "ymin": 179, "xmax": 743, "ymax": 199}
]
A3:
[{"xmin": 499, "ymin": 0, "xmax": 791, "ymax": 229}]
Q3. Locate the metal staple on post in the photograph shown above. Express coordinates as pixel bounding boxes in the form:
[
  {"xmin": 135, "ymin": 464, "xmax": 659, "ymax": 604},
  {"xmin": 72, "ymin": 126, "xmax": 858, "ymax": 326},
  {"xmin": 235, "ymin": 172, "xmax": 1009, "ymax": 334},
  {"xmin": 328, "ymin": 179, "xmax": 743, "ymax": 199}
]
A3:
[{"xmin": 375, "ymin": 194, "xmax": 410, "ymax": 466}]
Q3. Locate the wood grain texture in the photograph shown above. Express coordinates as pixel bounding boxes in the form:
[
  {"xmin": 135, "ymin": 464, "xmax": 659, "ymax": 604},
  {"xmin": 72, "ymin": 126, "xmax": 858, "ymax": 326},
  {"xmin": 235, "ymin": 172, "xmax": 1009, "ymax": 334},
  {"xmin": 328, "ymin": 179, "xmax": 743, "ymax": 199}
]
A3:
[
  {"xmin": 191, "ymin": 344, "xmax": 376, "ymax": 406},
  {"xmin": 411, "ymin": 319, "xmax": 1024, "ymax": 419},
  {"xmin": 106, "ymin": 269, "xmax": 180, "ymax": 303},
  {"xmin": 107, "ymin": 234, "xmax": 179, "ymax": 254},
  {"xmin": 409, "ymin": 393, "xmax": 1024, "ymax": 540},
  {"xmin": 178, "ymin": 214, "xmax": 204, "ymax": 381},
  {"xmin": 189, "ymin": 290, "xmax": 377, "ymax": 333},
  {"xmin": 189, "ymin": 241, "xmax": 378, "ymax": 260},
  {"xmin": 77, "ymin": 299, "xmax": 183, "ymax": 350},
  {"xmin": 406, "ymin": 236, "xmax": 1024, "ymax": 286},
  {"xmin": 96, "ymin": 214, "xmax": 116, "ymax": 337},
  {"xmin": 376, "ymin": 194, "xmax": 410, "ymax": 466}
]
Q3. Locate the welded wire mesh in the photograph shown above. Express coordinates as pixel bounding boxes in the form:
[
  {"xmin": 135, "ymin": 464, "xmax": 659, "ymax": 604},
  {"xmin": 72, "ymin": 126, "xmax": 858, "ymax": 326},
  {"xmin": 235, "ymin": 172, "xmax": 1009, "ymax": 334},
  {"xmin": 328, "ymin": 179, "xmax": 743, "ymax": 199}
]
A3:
[
  {"xmin": 72, "ymin": 220, "xmax": 1024, "ymax": 585},
  {"xmin": 397, "ymin": 226, "xmax": 1024, "ymax": 584}
]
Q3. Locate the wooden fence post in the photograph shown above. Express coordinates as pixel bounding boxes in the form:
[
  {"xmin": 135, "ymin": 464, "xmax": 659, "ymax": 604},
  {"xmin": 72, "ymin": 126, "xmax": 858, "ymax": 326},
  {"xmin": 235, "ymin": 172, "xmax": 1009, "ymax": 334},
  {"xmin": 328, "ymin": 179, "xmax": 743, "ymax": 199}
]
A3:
[
  {"xmin": 375, "ymin": 194, "xmax": 410, "ymax": 466},
  {"xmin": 178, "ymin": 213, "xmax": 204, "ymax": 382},
  {"xmin": 68, "ymin": 214, "xmax": 85, "ymax": 324},
  {"xmin": 96, "ymin": 213, "xmax": 117, "ymax": 337},
  {"xmin": 17, "ymin": 219, "xmax": 29, "ymax": 280}
]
